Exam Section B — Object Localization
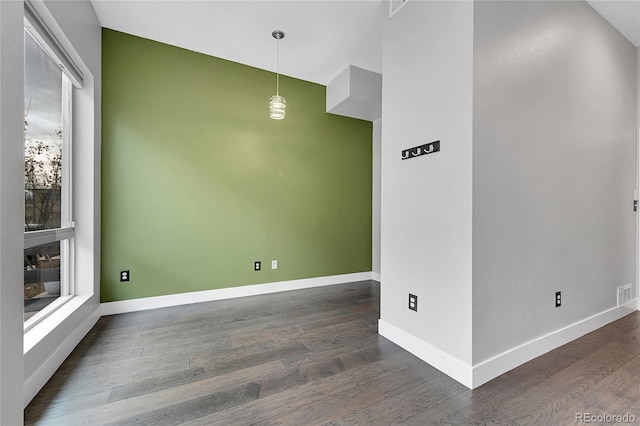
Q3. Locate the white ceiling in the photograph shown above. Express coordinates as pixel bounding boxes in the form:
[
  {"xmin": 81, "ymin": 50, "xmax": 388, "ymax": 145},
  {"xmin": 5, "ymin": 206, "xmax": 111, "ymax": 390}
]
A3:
[
  {"xmin": 90, "ymin": 0, "xmax": 639, "ymax": 87},
  {"xmin": 90, "ymin": 0, "xmax": 385, "ymax": 86},
  {"xmin": 587, "ymin": 0, "xmax": 640, "ymax": 47}
]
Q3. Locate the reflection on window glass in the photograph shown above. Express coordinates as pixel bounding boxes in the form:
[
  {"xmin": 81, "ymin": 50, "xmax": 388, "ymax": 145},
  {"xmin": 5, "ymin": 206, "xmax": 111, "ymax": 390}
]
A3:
[
  {"xmin": 24, "ymin": 31, "xmax": 63, "ymax": 232},
  {"xmin": 24, "ymin": 241, "xmax": 61, "ymax": 322}
]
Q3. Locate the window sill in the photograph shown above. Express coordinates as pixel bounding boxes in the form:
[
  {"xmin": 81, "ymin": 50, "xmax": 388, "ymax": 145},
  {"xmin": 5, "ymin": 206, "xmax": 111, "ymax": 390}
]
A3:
[
  {"xmin": 24, "ymin": 294, "xmax": 92, "ymax": 355},
  {"xmin": 24, "ymin": 295, "xmax": 73, "ymax": 333}
]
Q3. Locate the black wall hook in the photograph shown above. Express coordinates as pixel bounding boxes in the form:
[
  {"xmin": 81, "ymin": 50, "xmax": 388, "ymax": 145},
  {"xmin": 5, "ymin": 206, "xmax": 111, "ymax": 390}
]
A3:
[{"xmin": 401, "ymin": 140, "xmax": 440, "ymax": 161}]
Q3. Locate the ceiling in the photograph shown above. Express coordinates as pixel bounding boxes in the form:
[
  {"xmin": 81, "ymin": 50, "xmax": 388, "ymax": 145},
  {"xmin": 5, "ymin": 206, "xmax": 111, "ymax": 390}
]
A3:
[
  {"xmin": 90, "ymin": 0, "xmax": 639, "ymax": 87},
  {"xmin": 90, "ymin": 0, "xmax": 385, "ymax": 86},
  {"xmin": 586, "ymin": 0, "xmax": 640, "ymax": 47}
]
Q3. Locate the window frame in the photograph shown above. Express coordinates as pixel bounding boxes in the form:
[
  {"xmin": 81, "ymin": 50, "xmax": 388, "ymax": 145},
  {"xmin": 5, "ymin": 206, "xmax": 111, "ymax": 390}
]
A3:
[{"xmin": 23, "ymin": 25, "xmax": 76, "ymax": 332}]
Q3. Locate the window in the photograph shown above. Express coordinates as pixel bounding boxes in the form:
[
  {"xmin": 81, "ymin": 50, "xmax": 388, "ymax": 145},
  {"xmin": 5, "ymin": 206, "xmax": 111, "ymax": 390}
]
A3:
[{"xmin": 23, "ymin": 1, "xmax": 82, "ymax": 328}]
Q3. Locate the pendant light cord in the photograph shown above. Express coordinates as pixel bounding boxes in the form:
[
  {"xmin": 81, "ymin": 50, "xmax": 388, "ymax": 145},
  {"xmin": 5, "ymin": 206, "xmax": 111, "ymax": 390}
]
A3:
[
  {"xmin": 276, "ymin": 37, "xmax": 280, "ymax": 96},
  {"xmin": 269, "ymin": 30, "xmax": 285, "ymax": 120}
]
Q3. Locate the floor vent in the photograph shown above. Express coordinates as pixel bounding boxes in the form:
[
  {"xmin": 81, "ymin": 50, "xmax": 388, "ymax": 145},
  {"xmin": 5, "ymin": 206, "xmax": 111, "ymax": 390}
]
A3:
[{"xmin": 617, "ymin": 283, "xmax": 633, "ymax": 307}]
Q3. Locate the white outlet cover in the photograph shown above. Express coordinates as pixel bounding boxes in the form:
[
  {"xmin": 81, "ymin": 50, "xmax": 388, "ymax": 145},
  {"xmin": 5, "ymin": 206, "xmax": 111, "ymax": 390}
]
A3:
[
  {"xmin": 617, "ymin": 283, "xmax": 633, "ymax": 306},
  {"xmin": 272, "ymin": 260, "xmax": 278, "ymax": 270}
]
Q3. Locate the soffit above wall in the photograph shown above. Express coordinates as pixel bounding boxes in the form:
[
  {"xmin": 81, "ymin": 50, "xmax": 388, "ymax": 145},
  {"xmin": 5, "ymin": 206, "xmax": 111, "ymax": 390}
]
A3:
[{"xmin": 327, "ymin": 65, "xmax": 382, "ymax": 121}]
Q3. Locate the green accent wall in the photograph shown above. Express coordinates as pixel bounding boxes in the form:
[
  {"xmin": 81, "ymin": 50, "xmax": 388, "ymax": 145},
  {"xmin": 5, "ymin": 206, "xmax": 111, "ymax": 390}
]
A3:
[{"xmin": 101, "ymin": 29, "xmax": 373, "ymax": 302}]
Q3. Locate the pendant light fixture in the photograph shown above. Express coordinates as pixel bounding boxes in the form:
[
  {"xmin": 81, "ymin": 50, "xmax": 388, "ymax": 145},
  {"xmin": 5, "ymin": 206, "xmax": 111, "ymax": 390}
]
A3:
[{"xmin": 269, "ymin": 29, "xmax": 286, "ymax": 120}]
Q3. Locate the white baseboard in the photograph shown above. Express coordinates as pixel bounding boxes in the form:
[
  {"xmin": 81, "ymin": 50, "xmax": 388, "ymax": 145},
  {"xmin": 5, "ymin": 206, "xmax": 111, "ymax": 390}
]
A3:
[
  {"xmin": 101, "ymin": 272, "xmax": 374, "ymax": 316},
  {"xmin": 380, "ymin": 303, "xmax": 637, "ymax": 390},
  {"xmin": 472, "ymin": 303, "xmax": 637, "ymax": 388},
  {"xmin": 378, "ymin": 319, "xmax": 473, "ymax": 388},
  {"xmin": 372, "ymin": 272, "xmax": 381, "ymax": 282},
  {"xmin": 23, "ymin": 303, "xmax": 101, "ymax": 407}
]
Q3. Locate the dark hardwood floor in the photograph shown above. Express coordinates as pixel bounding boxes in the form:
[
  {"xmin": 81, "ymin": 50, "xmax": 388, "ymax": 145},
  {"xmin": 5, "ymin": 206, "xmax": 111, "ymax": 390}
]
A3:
[{"xmin": 25, "ymin": 281, "xmax": 640, "ymax": 425}]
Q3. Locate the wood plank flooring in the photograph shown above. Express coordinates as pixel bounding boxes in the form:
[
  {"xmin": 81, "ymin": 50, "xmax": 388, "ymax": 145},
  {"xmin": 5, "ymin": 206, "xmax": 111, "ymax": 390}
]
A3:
[{"xmin": 25, "ymin": 281, "xmax": 640, "ymax": 425}]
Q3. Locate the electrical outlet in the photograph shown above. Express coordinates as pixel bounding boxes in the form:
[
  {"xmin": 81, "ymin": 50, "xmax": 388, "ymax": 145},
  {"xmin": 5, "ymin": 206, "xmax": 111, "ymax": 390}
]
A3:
[
  {"xmin": 254, "ymin": 261, "xmax": 261, "ymax": 271},
  {"xmin": 120, "ymin": 270, "xmax": 130, "ymax": 282},
  {"xmin": 271, "ymin": 260, "xmax": 278, "ymax": 270},
  {"xmin": 617, "ymin": 283, "xmax": 632, "ymax": 306},
  {"xmin": 408, "ymin": 294, "xmax": 418, "ymax": 312},
  {"xmin": 555, "ymin": 291, "xmax": 561, "ymax": 308}
]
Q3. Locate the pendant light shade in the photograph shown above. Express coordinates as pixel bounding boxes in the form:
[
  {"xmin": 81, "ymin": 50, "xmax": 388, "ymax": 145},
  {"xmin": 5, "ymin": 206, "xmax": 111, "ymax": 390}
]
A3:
[
  {"xmin": 269, "ymin": 94, "xmax": 286, "ymax": 120},
  {"xmin": 270, "ymin": 30, "xmax": 285, "ymax": 120}
]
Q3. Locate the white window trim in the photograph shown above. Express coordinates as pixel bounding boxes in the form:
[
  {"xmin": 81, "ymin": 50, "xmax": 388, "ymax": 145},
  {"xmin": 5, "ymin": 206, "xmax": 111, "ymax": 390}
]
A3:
[{"xmin": 21, "ymin": 2, "xmax": 98, "ymax": 408}]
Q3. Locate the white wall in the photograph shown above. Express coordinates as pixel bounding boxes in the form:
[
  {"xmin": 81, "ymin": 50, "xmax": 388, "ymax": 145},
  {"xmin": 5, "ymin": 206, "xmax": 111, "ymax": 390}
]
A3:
[
  {"xmin": 380, "ymin": 0, "xmax": 638, "ymax": 388},
  {"xmin": 379, "ymin": 0, "xmax": 474, "ymax": 381},
  {"xmin": 19, "ymin": 0, "xmax": 102, "ymax": 407},
  {"xmin": 472, "ymin": 1, "xmax": 638, "ymax": 364},
  {"xmin": 372, "ymin": 118, "xmax": 381, "ymax": 277},
  {"xmin": 0, "ymin": 1, "xmax": 27, "ymax": 422}
]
